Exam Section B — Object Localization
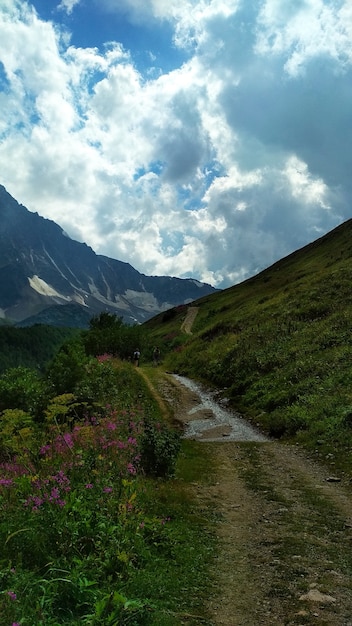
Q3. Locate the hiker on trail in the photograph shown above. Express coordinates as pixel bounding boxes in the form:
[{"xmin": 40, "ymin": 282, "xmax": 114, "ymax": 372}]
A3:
[
  {"xmin": 133, "ymin": 348, "xmax": 141, "ymax": 367},
  {"xmin": 153, "ymin": 346, "xmax": 161, "ymax": 366}
]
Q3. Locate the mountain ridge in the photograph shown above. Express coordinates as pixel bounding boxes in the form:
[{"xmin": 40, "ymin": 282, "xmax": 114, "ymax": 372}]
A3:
[{"xmin": 0, "ymin": 185, "xmax": 217, "ymax": 327}]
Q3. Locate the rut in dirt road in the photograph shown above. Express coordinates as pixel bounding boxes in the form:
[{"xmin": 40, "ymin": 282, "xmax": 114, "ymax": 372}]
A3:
[
  {"xmin": 158, "ymin": 372, "xmax": 352, "ymax": 626},
  {"xmin": 172, "ymin": 374, "xmax": 267, "ymax": 443}
]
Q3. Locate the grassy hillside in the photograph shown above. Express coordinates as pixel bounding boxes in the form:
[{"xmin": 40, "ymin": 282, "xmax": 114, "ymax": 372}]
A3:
[{"xmin": 144, "ymin": 219, "xmax": 352, "ymax": 465}]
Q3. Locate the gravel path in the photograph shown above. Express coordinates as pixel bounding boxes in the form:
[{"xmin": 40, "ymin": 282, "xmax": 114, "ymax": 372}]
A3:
[{"xmin": 157, "ymin": 372, "xmax": 352, "ymax": 626}]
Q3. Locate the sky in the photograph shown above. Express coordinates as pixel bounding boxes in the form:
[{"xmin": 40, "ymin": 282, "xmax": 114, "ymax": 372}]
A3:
[{"xmin": 0, "ymin": 0, "xmax": 351, "ymax": 289}]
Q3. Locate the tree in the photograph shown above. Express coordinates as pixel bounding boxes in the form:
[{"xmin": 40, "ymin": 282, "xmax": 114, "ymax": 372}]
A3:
[
  {"xmin": 89, "ymin": 312, "xmax": 123, "ymax": 331},
  {"xmin": 46, "ymin": 339, "xmax": 88, "ymax": 395}
]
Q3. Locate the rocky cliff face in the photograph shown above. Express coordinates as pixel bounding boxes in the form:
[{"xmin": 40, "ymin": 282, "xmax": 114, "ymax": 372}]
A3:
[{"xmin": 0, "ymin": 185, "xmax": 217, "ymax": 326}]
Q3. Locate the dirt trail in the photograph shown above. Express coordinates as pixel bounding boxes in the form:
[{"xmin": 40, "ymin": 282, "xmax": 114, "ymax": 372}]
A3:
[
  {"xmin": 181, "ymin": 307, "xmax": 199, "ymax": 334},
  {"xmin": 156, "ymin": 373, "xmax": 352, "ymax": 626}
]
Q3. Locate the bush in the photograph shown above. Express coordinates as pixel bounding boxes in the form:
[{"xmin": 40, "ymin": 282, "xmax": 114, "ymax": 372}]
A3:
[
  {"xmin": 0, "ymin": 366, "xmax": 50, "ymax": 420},
  {"xmin": 46, "ymin": 339, "xmax": 89, "ymax": 395},
  {"xmin": 140, "ymin": 418, "xmax": 181, "ymax": 478}
]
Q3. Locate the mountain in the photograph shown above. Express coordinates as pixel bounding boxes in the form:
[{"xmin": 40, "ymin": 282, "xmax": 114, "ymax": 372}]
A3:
[{"xmin": 0, "ymin": 185, "xmax": 217, "ymax": 327}]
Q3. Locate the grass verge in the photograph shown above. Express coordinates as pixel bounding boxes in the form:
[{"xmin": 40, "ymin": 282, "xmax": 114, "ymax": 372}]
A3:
[{"xmin": 123, "ymin": 439, "xmax": 217, "ymax": 625}]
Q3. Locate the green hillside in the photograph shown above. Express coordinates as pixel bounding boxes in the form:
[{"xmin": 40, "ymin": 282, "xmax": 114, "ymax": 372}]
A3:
[
  {"xmin": 0, "ymin": 324, "xmax": 79, "ymax": 374},
  {"xmin": 144, "ymin": 219, "xmax": 352, "ymax": 464}
]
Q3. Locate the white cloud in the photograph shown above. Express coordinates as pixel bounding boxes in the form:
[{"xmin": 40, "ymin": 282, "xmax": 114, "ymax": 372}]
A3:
[
  {"xmin": 284, "ymin": 156, "xmax": 330, "ymax": 208},
  {"xmin": 256, "ymin": 0, "xmax": 352, "ymax": 76},
  {"xmin": 0, "ymin": 0, "xmax": 350, "ymax": 289},
  {"xmin": 57, "ymin": 0, "xmax": 81, "ymax": 15}
]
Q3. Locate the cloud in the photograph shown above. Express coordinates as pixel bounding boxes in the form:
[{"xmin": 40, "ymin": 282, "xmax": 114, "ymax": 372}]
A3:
[
  {"xmin": 256, "ymin": 0, "xmax": 352, "ymax": 76},
  {"xmin": 57, "ymin": 0, "xmax": 81, "ymax": 15},
  {"xmin": 0, "ymin": 0, "xmax": 351, "ymax": 289}
]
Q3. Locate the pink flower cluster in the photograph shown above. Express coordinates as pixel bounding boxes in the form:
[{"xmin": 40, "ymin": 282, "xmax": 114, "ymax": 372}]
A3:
[
  {"xmin": 96, "ymin": 353, "xmax": 113, "ymax": 362},
  {"xmin": 24, "ymin": 472, "xmax": 70, "ymax": 511},
  {"xmin": 7, "ymin": 591, "xmax": 17, "ymax": 601},
  {"xmin": 0, "ymin": 407, "xmax": 145, "ymax": 522}
]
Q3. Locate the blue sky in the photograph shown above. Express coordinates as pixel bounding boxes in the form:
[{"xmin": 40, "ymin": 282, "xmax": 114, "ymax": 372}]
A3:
[
  {"xmin": 31, "ymin": 0, "xmax": 188, "ymax": 74},
  {"xmin": 0, "ymin": 0, "xmax": 351, "ymax": 288}
]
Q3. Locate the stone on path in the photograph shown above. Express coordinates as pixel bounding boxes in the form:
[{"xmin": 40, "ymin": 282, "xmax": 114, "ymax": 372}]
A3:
[{"xmin": 299, "ymin": 589, "xmax": 337, "ymax": 604}]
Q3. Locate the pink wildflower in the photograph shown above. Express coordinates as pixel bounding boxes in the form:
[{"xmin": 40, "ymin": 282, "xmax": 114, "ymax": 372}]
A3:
[
  {"xmin": 0, "ymin": 478, "xmax": 13, "ymax": 487},
  {"xmin": 39, "ymin": 444, "xmax": 51, "ymax": 456},
  {"xmin": 24, "ymin": 495, "xmax": 44, "ymax": 510},
  {"xmin": 50, "ymin": 487, "xmax": 60, "ymax": 500},
  {"xmin": 97, "ymin": 353, "xmax": 112, "ymax": 362},
  {"xmin": 85, "ymin": 483, "xmax": 93, "ymax": 489},
  {"xmin": 63, "ymin": 432, "xmax": 74, "ymax": 448},
  {"xmin": 52, "ymin": 470, "xmax": 70, "ymax": 488},
  {"xmin": 103, "ymin": 486, "xmax": 113, "ymax": 493},
  {"xmin": 127, "ymin": 463, "xmax": 137, "ymax": 475},
  {"xmin": 7, "ymin": 591, "xmax": 17, "ymax": 601}
]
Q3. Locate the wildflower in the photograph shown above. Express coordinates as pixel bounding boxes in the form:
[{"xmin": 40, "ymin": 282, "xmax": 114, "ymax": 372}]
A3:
[
  {"xmin": 127, "ymin": 463, "xmax": 137, "ymax": 475},
  {"xmin": 50, "ymin": 487, "xmax": 60, "ymax": 500},
  {"xmin": 97, "ymin": 353, "xmax": 112, "ymax": 362},
  {"xmin": 39, "ymin": 444, "xmax": 51, "ymax": 456},
  {"xmin": 52, "ymin": 470, "xmax": 70, "ymax": 488},
  {"xmin": 106, "ymin": 421, "xmax": 117, "ymax": 431},
  {"xmin": 63, "ymin": 432, "xmax": 74, "ymax": 448},
  {"xmin": 0, "ymin": 478, "xmax": 13, "ymax": 487},
  {"xmin": 85, "ymin": 483, "xmax": 93, "ymax": 489},
  {"xmin": 103, "ymin": 486, "xmax": 113, "ymax": 493},
  {"xmin": 7, "ymin": 591, "xmax": 17, "ymax": 601},
  {"xmin": 0, "ymin": 462, "xmax": 27, "ymax": 477},
  {"xmin": 24, "ymin": 495, "xmax": 44, "ymax": 510}
]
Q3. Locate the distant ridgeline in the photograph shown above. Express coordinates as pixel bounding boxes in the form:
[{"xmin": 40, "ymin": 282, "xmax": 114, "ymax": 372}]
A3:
[{"xmin": 0, "ymin": 185, "xmax": 217, "ymax": 328}]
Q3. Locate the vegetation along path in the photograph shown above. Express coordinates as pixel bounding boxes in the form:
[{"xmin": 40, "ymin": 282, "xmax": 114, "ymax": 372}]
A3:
[{"xmin": 152, "ymin": 371, "xmax": 352, "ymax": 626}]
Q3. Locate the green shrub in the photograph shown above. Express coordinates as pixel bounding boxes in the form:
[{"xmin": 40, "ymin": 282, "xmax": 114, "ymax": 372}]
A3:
[
  {"xmin": 46, "ymin": 339, "xmax": 88, "ymax": 395},
  {"xmin": 140, "ymin": 418, "xmax": 181, "ymax": 478},
  {"xmin": 0, "ymin": 408, "xmax": 34, "ymax": 458},
  {"xmin": 0, "ymin": 366, "xmax": 50, "ymax": 420}
]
